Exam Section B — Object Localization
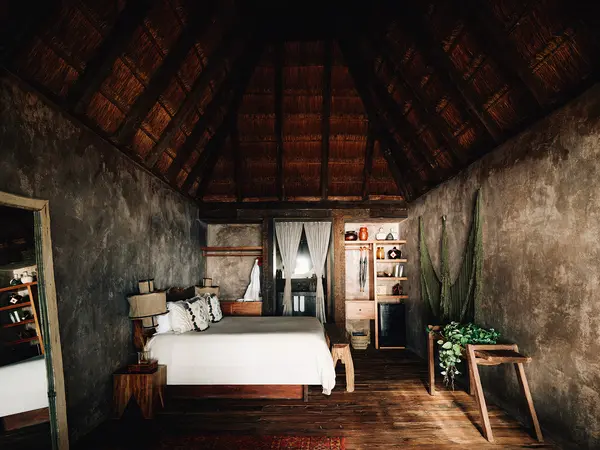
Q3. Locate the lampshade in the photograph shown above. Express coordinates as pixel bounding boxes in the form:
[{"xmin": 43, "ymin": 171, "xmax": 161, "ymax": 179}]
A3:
[{"xmin": 128, "ymin": 292, "xmax": 167, "ymax": 328}]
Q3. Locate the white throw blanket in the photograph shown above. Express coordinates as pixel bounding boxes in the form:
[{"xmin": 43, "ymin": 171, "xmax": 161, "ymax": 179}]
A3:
[{"xmin": 146, "ymin": 316, "xmax": 336, "ymax": 394}]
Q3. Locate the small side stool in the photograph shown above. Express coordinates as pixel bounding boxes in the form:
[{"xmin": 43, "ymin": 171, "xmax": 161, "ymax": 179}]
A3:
[
  {"xmin": 331, "ymin": 343, "xmax": 355, "ymax": 393},
  {"xmin": 113, "ymin": 364, "xmax": 166, "ymax": 419},
  {"xmin": 466, "ymin": 344, "xmax": 543, "ymax": 443}
]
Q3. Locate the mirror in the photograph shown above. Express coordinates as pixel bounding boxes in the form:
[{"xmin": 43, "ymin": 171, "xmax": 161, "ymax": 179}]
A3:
[{"xmin": 0, "ymin": 193, "xmax": 68, "ymax": 450}]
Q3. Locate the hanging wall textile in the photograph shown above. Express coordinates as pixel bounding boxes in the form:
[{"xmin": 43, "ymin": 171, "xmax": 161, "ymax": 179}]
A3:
[
  {"xmin": 275, "ymin": 222, "xmax": 304, "ymax": 315},
  {"xmin": 304, "ymin": 221, "xmax": 332, "ymax": 324},
  {"xmin": 419, "ymin": 190, "xmax": 483, "ymax": 323}
]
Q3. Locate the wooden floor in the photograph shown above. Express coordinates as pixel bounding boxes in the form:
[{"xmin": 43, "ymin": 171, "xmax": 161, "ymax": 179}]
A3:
[{"xmin": 73, "ymin": 349, "xmax": 555, "ymax": 449}]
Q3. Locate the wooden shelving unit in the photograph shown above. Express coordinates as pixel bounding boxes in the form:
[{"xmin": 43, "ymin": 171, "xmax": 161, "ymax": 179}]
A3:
[
  {"xmin": 0, "ymin": 282, "xmax": 44, "ymax": 355},
  {"xmin": 344, "ymin": 222, "xmax": 408, "ymax": 350}
]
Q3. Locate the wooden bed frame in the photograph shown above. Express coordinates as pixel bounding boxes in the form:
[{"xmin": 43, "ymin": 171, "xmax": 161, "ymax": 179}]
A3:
[{"xmin": 133, "ymin": 286, "xmax": 309, "ymax": 402}]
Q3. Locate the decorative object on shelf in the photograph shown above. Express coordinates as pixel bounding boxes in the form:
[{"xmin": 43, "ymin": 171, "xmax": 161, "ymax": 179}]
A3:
[
  {"xmin": 375, "ymin": 227, "xmax": 386, "ymax": 240},
  {"xmin": 392, "ymin": 283, "xmax": 403, "ymax": 296},
  {"xmin": 376, "ymin": 247, "xmax": 385, "ymax": 260},
  {"xmin": 128, "ymin": 291, "xmax": 167, "ymax": 328},
  {"xmin": 358, "ymin": 227, "xmax": 368, "ymax": 241},
  {"xmin": 148, "ymin": 279, "xmax": 154, "ymax": 292},
  {"xmin": 8, "ymin": 293, "xmax": 24, "ymax": 305},
  {"xmin": 9, "ymin": 277, "xmax": 21, "ymax": 286},
  {"xmin": 393, "ymin": 264, "xmax": 404, "ymax": 278},
  {"xmin": 203, "ymin": 277, "xmax": 213, "ymax": 287},
  {"xmin": 386, "ymin": 229, "xmax": 395, "ymax": 240},
  {"xmin": 20, "ymin": 271, "xmax": 34, "ymax": 284},
  {"xmin": 387, "ymin": 247, "xmax": 402, "ymax": 259},
  {"xmin": 359, "ymin": 247, "xmax": 368, "ymax": 292},
  {"xmin": 344, "ymin": 230, "xmax": 358, "ymax": 241},
  {"xmin": 350, "ymin": 331, "xmax": 369, "ymax": 350}
]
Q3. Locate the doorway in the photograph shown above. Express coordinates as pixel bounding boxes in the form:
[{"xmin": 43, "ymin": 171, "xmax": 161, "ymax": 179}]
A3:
[{"xmin": 0, "ymin": 192, "xmax": 68, "ymax": 450}]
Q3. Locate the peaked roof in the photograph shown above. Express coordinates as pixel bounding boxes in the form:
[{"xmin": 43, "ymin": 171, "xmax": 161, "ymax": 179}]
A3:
[{"xmin": 2, "ymin": 0, "xmax": 598, "ymax": 205}]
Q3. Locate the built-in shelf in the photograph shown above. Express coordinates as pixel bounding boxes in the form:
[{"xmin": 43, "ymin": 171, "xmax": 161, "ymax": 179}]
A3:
[
  {"xmin": 0, "ymin": 302, "xmax": 32, "ymax": 312},
  {"xmin": 2, "ymin": 319, "xmax": 35, "ymax": 328},
  {"xmin": 0, "ymin": 282, "xmax": 37, "ymax": 294},
  {"xmin": 5, "ymin": 336, "xmax": 39, "ymax": 346},
  {"xmin": 376, "ymin": 277, "xmax": 408, "ymax": 281},
  {"xmin": 378, "ymin": 295, "xmax": 408, "ymax": 300},
  {"xmin": 375, "ymin": 259, "xmax": 407, "ymax": 263},
  {"xmin": 345, "ymin": 240, "xmax": 406, "ymax": 246},
  {"xmin": 346, "ymin": 298, "xmax": 375, "ymax": 302}
]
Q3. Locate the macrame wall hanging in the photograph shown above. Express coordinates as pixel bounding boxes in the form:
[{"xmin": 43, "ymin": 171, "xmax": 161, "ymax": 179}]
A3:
[{"xmin": 419, "ymin": 190, "xmax": 483, "ymax": 323}]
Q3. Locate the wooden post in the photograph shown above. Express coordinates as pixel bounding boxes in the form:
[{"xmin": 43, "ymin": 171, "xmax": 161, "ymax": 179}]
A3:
[
  {"xmin": 466, "ymin": 344, "xmax": 494, "ymax": 443},
  {"xmin": 513, "ymin": 345, "xmax": 544, "ymax": 442},
  {"xmin": 427, "ymin": 328, "xmax": 435, "ymax": 395}
]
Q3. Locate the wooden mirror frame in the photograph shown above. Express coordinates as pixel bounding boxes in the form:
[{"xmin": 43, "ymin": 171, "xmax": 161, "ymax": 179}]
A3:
[{"xmin": 0, "ymin": 191, "xmax": 69, "ymax": 450}]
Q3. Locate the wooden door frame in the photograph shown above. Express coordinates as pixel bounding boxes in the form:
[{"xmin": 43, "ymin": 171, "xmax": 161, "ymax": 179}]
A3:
[{"xmin": 0, "ymin": 191, "xmax": 68, "ymax": 450}]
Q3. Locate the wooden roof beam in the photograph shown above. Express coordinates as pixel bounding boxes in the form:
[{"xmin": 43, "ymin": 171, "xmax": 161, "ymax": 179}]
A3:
[
  {"xmin": 166, "ymin": 43, "xmax": 261, "ymax": 183},
  {"xmin": 181, "ymin": 46, "xmax": 262, "ymax": 197},
  {"xmin": 274, "ymin": 43, "xmax": 285, "ymax": 201},
  {"xmin": 339, "ymin": 41, "xmax": 420, "ymax": 200},
  {"xmin": 231, "ymin": 118, "xmax": 243, "ymax": 202},
  {"xmin": 457, "ymin": 0, "xmax": 546, "ymax": 109},
  {"xmin": 365, "ymin": 37, "xmax": 467, "ymax": 166},
  {"xmin": 145, "ymin": 26, "xmax": 249, "ymax": 167},
  {"xmin": 399, "ymin": 6, "xmax": 503, "ymax": 144},
  {"xmin": 362, "ymin": 122, "xmax": 375, "ymax": 201},
  {"xmin": 321, "ymin": 39, "xmax": 333, "ymax": 200},
  {"xmin": 68, "ymin": 0, "xmax": 156, "ymax": 114},
  {"xmin": 346, "ymin": 40, "xmax": 445, "ymax": 182},
  {"xmin": 115, "ymin": 2, "xmax": 217, "ymax": 145}
]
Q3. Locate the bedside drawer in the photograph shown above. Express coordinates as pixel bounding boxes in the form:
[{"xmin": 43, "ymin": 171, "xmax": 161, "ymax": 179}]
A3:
[{"xmin": 346, "ymin": 301, "xmax": 375, "ymax": 320}]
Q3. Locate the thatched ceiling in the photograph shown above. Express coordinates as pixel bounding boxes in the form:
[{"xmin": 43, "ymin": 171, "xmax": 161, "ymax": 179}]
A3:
[{"xmin": 1, "ymin": 0, "xmax": 598, "ymax": 205}]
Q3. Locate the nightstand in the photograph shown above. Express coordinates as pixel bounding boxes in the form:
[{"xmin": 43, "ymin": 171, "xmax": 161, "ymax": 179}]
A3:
[{"xmin": 113, "ymin": 364, "xmax": 166, "ymax": 419}]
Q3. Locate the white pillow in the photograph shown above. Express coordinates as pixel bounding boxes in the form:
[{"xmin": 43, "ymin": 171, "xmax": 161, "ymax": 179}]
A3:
[
  {"xmin": 169, "ymin": 300, "xmax": 194, "ymax": 334},
  {"xmin": 185, "ymin": 296, "xmax": 210, "ymax": 331},
  {"xmin": 204, "ymin": 294, "xmax": 223, "ymax": 322},
  {"xmin": 155, "ymin": 312, "xmax": 172, "ymax": 334}
]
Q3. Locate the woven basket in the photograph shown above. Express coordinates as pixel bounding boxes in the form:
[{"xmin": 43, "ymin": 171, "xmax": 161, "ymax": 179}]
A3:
[{"xmin": 351, "ymin": 332, "xmax": 370, "ymax": 350}]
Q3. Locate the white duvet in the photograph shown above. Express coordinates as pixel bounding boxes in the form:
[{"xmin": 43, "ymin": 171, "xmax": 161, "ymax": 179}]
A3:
[
  {"xmin": 146, "ymin": 316, "xmax": 336, "ymax": 394},
  {"xmin": 0, "ymin": 356, "xmax": 49, "ymax": 417}
]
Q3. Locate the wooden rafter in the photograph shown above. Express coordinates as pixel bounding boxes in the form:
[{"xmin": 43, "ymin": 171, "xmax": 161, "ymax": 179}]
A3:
[
  {"xmin": 346, "ymin": 40, "xmax": 444, "ymax": 181},
  {"xmin": 181, "ymin": 46, "xmax": 262, "ymax": 197},
  {"xmin": 68, "ymin": 0, "xmax": 155, "ymax": 114},
  {"xmin": 339, "ymin": 41, "xmax": 418, "ymax": 200},
  {"xmin": 274, "ymin": 43, "xmax": 284, "ymax": 201},
  {"xmin": 231, "ymin": 118, "xmax": 243, "ymax": 202},
  {"xmin": 365, "ymin": 37, "xmax": 467, "ymax": 165},
  {"xmin": 145, "ymin": 27, "xmax": 247, "ymax": 167},
  {"xmin": 362, "ymin": 122, "xmax": 375, "ymax": 200},
  {"xmin": 321, "ymin": 39, "xmax": 333, "ymax": 200},
  {"xmin": 399, "ymin": 6, "xmax": 503, "ymax": 144},
  {"xmin": 458, "ymin": 0, "xmax": 546, "ymax": 109},
  {"xmin": 115, "ymin": 2, "xmax": 216, "ymax": 145},
  {"xmin": 166, "ymin": 44, "xmax": 259, "ymax": 184}
]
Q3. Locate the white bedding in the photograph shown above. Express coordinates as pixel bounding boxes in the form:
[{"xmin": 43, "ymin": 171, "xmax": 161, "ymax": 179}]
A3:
[
  {"xmin": 146, "ymin": 316, "xmax": 336, "ymax": 394},
  {"xmin": 0, "ymin": 356, "xmax": 49, "ymax": 417}
]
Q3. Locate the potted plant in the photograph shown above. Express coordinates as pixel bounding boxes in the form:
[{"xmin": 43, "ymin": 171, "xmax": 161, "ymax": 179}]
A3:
[{"xmin": 427, "ymin": 322, "xmax": 500, "ymax": 388}]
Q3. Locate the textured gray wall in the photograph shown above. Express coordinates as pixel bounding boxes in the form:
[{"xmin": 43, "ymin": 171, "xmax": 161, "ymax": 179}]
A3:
[
  {"xmin": 206, "ymin": 224, "xmax": 262, "ymax": 300},
  {"xmin": 404, "ymin": 84, "xmax": 600, "ymax": 448},
  {"xmin": 0, "ymin": 78, "xmax": 203, "ymax": 440}
]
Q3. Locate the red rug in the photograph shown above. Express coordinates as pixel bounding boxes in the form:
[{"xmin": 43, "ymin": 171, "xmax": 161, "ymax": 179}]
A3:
[{"xmin": 156, "ymin": 435, "xmax": 345, "ymax": 449}]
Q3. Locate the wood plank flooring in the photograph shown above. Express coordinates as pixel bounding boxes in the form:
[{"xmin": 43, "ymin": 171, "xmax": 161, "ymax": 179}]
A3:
[{"xmin": 75, "ymin": 349, "xmax": 556, "ymax": 449}]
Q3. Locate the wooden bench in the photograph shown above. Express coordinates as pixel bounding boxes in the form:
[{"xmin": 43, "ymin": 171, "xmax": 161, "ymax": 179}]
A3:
[{"xmin": 324, "ymin": 324, "xmax": 355, "ymax": 393}]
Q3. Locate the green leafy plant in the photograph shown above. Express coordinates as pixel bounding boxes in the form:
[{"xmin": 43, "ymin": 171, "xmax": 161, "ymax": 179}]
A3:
[{"xmin": 427, "ymin": 322, "xmax": 500, "ymax": 388}]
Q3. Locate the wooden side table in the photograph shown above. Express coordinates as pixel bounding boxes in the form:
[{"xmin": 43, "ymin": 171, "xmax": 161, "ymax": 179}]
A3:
[{"xmin": 113, "ymin": 365, "xmax": 166, "ymax": 419}]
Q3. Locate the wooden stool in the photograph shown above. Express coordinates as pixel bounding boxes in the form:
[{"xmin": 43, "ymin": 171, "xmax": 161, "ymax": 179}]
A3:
[
  {"xmin": 466, "ymin": 344, "xmax": 543, "ymax": 443},
  {"xmin": 331, "ymin": 343, "xmax": 355, "ymax": 392}
]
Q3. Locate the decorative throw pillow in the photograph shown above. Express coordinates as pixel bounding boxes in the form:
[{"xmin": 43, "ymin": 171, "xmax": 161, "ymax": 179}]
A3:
[
  {"xmin": 155, "ymin": 311, "xmax": 172, "ymax": 334},
  {"xmin": 204, "ymin": 293, "xmax": 223, "ymax": 322},
  {"xmin": 184, "ymin": 296, "xmax": 210, "ymax": 332},
  {"xmin": 168, "ymin": 301, "xmax": 194, "ymax": 334}
]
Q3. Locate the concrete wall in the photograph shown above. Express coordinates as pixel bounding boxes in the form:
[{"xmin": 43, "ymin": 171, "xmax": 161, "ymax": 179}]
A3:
[
  {"xmin": 206, "ymin": 224, "xmax": 261, "ymax": 300},
  {"xmin": 403, "ymin": 84, "xmax": 600, "ymax": 448},
  {"xmin": 0, "ymin": 78, "xmax": 204, "ymax": 440}
]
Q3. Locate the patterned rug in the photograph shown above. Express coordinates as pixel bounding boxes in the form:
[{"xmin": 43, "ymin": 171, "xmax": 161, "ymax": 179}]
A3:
[{"xmin": 157, "ymin": 434, "xmax": 345, "ymax": 449}]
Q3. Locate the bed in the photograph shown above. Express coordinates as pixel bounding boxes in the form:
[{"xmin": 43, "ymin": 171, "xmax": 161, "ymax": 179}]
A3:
[{"xmin": 146, "ymin": 316, "xmax": 336, "ymax": 399}]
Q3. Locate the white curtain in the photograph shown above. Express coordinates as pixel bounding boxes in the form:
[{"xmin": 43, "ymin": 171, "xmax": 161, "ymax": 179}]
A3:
[
  {"xmin": 275, "ymin": 222, "xmax": 303, "ymax": 315},
  {"xmin": 304, "ymin": 222, "xmax": 331, "ymax": 323}
]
